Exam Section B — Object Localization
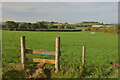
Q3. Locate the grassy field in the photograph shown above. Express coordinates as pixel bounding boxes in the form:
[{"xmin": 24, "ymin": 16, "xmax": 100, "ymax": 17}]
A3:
[{"xmin": 2, "ymin": 31, "xmax": 118, "ymax": 78}]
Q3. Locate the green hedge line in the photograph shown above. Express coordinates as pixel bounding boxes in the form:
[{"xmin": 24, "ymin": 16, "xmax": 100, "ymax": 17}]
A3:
[{"xmin": 2, "ymin": 28, "xmax": 82, "ymax": 32}]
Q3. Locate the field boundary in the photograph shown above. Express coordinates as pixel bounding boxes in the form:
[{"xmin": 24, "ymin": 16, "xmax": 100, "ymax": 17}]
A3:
[{"xmin": 3, "ymin": 29, "xmax": 82, "ymax": 32}]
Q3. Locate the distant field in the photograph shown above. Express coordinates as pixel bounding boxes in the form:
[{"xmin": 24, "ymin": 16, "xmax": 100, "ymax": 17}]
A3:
[{"xmin": 2, "ymin": 31, "xmax": 118, "ymax": 78}]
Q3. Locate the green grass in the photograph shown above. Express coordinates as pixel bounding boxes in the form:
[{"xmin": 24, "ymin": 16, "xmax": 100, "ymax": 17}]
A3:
[{"xmin": 2, "ymin": 31, "xmax": 118, "ymax": 78}]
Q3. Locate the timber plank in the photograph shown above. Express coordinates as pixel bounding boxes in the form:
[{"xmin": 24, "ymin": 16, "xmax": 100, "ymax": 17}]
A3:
[
  {"xmin": 26, "ymin": 49, "xmax": 55, "ymax": 55},
  {"xmin": 27, "ymin": 58, "xmax": 55, "ymax": 64}
]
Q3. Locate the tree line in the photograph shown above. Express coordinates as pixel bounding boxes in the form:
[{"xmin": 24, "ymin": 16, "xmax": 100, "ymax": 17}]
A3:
[
  {"xmin": 2, "ymin": 21, "xmax": 74, "ymax": 31},
  {"xmin": 2, "ymin": 21, "xmax": 93, "ymax": 31},
  {"xmin": 1, "ymin": 21, "xmax": 119, "ymax": 34}
]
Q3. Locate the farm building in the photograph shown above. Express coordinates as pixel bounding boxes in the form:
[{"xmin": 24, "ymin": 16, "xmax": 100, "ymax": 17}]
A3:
[
  {"xmin": 90, "ymin": 25, "xmax": 103, "ymax": 30},
  {"xmin": 91, "ymin": 25, "xmax": 103, "ymax": 28}
]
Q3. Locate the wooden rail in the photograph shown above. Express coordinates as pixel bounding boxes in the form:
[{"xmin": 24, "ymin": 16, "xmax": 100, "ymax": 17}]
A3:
[
  {"xmin": 26, "ymin": 49, "xmax": 55, "ymax": 55},
  {"xmin": 27, "ymin": 58, "xmax": 55, "ymax": 64},
  {"xmin": 21, "ymin": 36, "xmax": 60, "ymax": 73}
]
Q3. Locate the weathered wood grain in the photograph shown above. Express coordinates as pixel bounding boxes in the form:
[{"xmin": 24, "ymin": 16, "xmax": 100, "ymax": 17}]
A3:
[
  {"xmin": 82, "ymin": 46, "xmax": 85, "ymax": 68},
  {"xmin": 55, "ymin": 37, "xmax": 60, "ymax": 73},
  {"xmin": 26, "ymin": 49, "xmax": 55, "ymax": 55},
  {"xmin": 27, "ymin": 58, "xmax": 55, "ymax": 64},
  {"xmin": 21, "ymin": 36, "xmax": 26, "ymax": 70}
]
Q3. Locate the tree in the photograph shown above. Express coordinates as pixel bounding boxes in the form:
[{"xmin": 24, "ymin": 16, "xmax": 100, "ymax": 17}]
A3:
[
  {"xmin": 26, "ymin": 23, "xmax": 32, "ymax": 30},
  {"xmin": 64, "ymin": 24, "xmax": 70, "ymax": 29},
  {"xmin": 30, "ymin": 23, "xmax": 39, "ymax": 30},
  {"xmin": 18, "ymin": 22, "xmax": 27, "ymax": 30},
  {"xmin": 5, "ymin": 21, "xmax": 17, "ymax": 29},
  {"xmin": 36, "ymin": 22, "xmax": 44, "ymax": 29},
  {"xmin": 36, "ymin": 22, "xmax": 48, "ymax": 29},
  {"xmin": 64, "ymin": 22, "xmax": 68, "ymax": 25},
  {"xmin": 58, "ymin": 25, "xmax": 61, "ymax": 29},
  {"xmin": 47, "ymin": 24, "xmax": 53, "ymax": 29},
  {"xmin": 51, "ymin": 21, "xmax": 54, "ymax": 25}
]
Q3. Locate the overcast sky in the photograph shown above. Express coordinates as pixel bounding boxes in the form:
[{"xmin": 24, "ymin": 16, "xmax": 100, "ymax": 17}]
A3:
[
  {"xmin": 1, "ymin": 0, "xmax": 119, "ymax": 2},
  {"xmin": 2, "ymin": 2, "xmax": 118, "ymax": 24}
]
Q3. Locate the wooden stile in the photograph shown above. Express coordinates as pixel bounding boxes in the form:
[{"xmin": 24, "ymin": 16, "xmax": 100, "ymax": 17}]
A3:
[
  {"xmin": 27, "ymin": 58, "xmax": 55, "ymax": 64},
  {"xmin": 55, "ymin": 37, "xmax": 60, "ymax": 73},
  {"xmin": 82, "ymin": 46, "xmax": 85, "ymax": 68},
  {"xmin": 26, "ymin": 49, "xmax": 55, "ymax": 55},
  {"xmin": 20, "ymin": 36, "xmax": 61, "ymax": 73},
  {"xmin": 21, "ymin": 36, "xmax": 26, "ymax": 70}
]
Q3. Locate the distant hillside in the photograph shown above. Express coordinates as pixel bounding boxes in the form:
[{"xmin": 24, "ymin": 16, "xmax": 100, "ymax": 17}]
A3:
[{"xmin": 75, "ymin": 21, "xmax": 103, "ymax": 25}]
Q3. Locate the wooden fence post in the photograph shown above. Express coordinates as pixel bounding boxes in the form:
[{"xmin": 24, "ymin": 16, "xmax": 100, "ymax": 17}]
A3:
[
  {"xmin": 21, "ymin": 36, "xmax": 26, "ymax": 70},
  {"xmin": 82, "ymin": 46, "xmax": 85, "ymax": 68},
  {"xmin": 55, "ymin": 37, "xmax": 60, "ymax": 73}
]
